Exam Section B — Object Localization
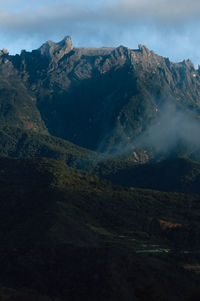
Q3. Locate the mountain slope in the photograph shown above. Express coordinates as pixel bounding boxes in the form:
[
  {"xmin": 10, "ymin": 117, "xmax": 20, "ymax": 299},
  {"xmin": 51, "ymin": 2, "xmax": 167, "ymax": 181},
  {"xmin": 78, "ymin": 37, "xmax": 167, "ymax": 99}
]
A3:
[
  {"xmin": 93, "ymin": 157, "xmax": 200, "ymax": 194},
  {"xmin": 0, "ymin": 157, "xmax": 199, "ymax": 301},
  {"xmin": 0, "ymin": 126, "xmax": 101, "ymax": 169},
  {"xmin": 0, "ymin": 53, "xmax": 46, "ymax": 132}
]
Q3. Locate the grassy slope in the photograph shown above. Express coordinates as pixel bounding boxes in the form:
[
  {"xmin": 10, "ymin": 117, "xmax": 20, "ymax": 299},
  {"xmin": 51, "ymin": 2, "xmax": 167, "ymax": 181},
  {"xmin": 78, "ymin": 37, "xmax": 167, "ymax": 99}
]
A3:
[{"xmin": 0, "ymin": 157, "xmax": 199, "ymax": 301}]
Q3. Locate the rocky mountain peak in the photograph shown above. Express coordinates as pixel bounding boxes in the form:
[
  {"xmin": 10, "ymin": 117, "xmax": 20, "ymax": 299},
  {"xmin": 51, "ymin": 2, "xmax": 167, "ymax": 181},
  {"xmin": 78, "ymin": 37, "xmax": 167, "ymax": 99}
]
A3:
[
  {"xmin": 59, "ymin": 35, "xmax": 73, "ymax": 47},
  {"xmin": 0, "ymin": 48, "xmax": 9, "ymax": 56},
  {"xmin": 38, "ymin": 36, "xmax": 73, "ymax": 60},
  {"xmin": 138, "ymin": 44, "xmax": 151, "ymax": 55},
  {"xmin": 181, "ymin": 59, "xmax": 195, "ymax": 70}
]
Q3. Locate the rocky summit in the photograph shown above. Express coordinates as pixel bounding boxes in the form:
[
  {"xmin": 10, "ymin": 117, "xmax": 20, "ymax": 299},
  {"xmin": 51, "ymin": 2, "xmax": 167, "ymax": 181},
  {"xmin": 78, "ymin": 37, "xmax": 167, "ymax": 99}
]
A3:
[{"xmin": 38, "ymin": 36, "xmax": 74, "ymax": 60}]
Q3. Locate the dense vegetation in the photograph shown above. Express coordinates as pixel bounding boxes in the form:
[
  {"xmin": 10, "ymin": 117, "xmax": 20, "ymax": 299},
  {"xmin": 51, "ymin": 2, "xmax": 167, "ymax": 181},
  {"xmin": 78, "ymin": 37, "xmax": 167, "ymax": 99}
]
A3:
[
  {"xmin": 0, "ymin": 126, "xmax": 102, "ymax": 169},
  {"xmin": 93, "ymin": 156, "xmax": 200, "ymax": 194},
  {"xmin": 0, "ymin": 157, "xmax": 199, "ymax": 301}
]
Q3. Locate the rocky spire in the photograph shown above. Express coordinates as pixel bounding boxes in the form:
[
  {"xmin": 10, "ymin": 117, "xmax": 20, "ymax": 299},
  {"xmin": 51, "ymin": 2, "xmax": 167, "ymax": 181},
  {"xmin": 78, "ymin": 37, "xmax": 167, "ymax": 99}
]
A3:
[
  {"xmin": 0, "ymin": 48, "xmax": 9, "ymax": 56},
  {"xmin": 39, "ymin": 36, "xmax": 73, "ymax": 60}
]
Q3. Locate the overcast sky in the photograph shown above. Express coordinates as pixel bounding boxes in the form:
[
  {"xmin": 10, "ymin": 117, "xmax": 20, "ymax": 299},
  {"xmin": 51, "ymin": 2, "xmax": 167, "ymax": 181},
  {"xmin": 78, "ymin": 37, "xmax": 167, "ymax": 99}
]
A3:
[{"xmin": 1, "ymin": 0, "xmax": 200, "ymax": 66}]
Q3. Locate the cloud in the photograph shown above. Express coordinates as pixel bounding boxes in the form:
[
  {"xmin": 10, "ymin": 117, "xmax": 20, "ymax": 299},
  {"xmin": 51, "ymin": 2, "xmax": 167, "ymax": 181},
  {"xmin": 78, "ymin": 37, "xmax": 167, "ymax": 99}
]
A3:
[
  {"xmin": 0, "ymin": 0, "xmax": 200, "ymax": 67},
  {"xmin": 135, "ymin": 102, "xmax": 200, "ymax": 154},
  {"xmin": 105, "ymin": 102, "xmax": 200, "ymax": 158},
  {"xmin": 107, "ymin": 0, "xmax": 200, "ymax": 20},
  {"xmin": 1, "ymin": 0, "xmax": 200, "ymax": 32}
]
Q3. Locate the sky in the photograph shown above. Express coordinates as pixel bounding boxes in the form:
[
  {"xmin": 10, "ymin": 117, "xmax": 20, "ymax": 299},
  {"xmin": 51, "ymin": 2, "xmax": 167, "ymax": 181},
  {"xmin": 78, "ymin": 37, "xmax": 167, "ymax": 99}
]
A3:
[{"xmin": 1, "ymin": 0, "xmax": 200, "ymax": 67}]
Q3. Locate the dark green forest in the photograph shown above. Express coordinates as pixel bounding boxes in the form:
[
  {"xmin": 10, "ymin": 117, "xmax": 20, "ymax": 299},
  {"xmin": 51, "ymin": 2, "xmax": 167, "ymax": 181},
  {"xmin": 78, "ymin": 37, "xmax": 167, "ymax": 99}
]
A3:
[{"xmin": 0, "ymin": 157, "xmax": 198, "ymax": 300}]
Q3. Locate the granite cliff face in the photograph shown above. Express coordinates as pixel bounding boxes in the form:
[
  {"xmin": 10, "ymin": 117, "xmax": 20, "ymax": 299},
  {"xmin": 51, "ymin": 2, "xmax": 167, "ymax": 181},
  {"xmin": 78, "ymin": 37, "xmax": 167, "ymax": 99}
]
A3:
[{"xmin": 1, "ymin": 37, "xmax": 200, "ymax": 158}]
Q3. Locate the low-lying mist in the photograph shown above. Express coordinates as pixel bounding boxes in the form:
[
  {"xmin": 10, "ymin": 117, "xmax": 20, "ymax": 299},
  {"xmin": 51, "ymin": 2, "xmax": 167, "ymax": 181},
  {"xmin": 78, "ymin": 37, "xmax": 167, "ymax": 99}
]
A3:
[
  {"xmin": 97, "ymin": 102, "xmax": 200, "ymax": 160},
  {"xmin": 135, "ymin": 103, "xmax": 200, "ymax": 154}
]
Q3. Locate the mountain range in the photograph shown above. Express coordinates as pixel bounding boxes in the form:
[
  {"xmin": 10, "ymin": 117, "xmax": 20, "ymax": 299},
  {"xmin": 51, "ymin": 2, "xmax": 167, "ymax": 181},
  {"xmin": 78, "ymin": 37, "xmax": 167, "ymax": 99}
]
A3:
[{"xmin": 0, "ymin": 37, "xmax": 200, "ymax": 300}]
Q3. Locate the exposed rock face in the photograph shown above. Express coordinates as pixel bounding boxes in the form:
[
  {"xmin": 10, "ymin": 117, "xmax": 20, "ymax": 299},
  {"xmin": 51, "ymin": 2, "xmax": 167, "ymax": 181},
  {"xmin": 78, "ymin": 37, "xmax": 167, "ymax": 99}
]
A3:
[
  {"xmin": 0, "ymin": 48, "xmax": 9, "ymax": 56},
  {"xmin": 1, "ymin": 36, "xmax": 200, "ymax": 156},
  {"xmin": 39, "ymin": 36, "xmax": 73, "ymax": 61}
]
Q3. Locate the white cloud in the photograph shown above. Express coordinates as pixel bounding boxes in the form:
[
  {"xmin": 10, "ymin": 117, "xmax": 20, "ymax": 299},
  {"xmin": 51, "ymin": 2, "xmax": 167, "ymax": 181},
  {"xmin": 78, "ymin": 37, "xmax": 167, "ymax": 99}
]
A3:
[
  {"xmin": 0, "ymin": 0, "xmax": 200, "ymax": 66},
  {"xmin": 109, "ymin": 0, "xmax": 200, "ymax": 19}
]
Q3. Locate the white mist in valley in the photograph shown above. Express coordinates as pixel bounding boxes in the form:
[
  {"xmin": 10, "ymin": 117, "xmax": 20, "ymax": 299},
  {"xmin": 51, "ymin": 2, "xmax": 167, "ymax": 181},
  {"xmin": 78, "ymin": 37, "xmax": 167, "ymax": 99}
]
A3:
[
  {"xmin": 97, "ymin": 102, "xmax": 200, "ymax": 160},
  {"xmin": 135, "ymin": 102, "xmax": 200, "ymax": 153}
]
